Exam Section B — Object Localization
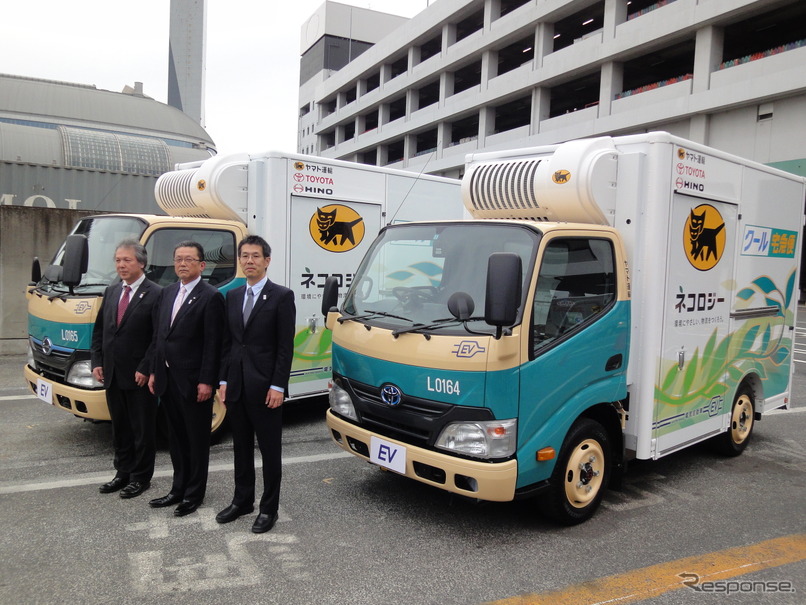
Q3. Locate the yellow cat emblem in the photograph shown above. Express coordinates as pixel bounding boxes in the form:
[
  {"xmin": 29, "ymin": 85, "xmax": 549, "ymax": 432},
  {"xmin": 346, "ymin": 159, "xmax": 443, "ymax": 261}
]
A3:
[
  {"xmin": 684, "ymin": 204, "xmax": 725, "ymax": 271},
  {"xmin": 309, "ymin": 204, "xmax": 365, "ymax": 253}
]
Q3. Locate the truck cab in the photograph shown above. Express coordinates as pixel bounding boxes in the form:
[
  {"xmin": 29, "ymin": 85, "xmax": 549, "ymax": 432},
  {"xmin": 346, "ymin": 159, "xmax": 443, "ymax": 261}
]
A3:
[{"xmin": 25, "ymin": 213, "xmax": 248, "ymax": 433}]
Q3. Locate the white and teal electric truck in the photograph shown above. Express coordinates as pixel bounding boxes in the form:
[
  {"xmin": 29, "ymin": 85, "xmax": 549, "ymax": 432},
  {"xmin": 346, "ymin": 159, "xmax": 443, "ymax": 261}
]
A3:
[{"xmin": 320, "ymin": 132, "xmax": 805, "ymax": 524}]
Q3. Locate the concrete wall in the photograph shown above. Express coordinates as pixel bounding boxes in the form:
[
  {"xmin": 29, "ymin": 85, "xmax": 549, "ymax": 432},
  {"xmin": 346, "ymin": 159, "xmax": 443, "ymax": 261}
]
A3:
[{"xmin": 0, "ymin": 206, "xmax": 98, "ymax": 355}]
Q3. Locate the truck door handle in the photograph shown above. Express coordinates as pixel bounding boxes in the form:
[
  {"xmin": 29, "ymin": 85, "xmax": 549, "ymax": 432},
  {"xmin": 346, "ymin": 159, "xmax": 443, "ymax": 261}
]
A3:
[
  {"xmin": 605, "ymin": 354, "xmax": 622, "ymax": 371},
  {"xmin": 308, "ymin": 316, "xmax": 318, "ymax": 334}
]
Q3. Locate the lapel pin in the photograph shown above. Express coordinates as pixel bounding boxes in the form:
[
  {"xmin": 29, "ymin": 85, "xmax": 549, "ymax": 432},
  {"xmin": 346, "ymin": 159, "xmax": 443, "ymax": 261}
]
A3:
[{"xmin": 263, "ymin": 294, "xmax": 267, "ymax": 300}]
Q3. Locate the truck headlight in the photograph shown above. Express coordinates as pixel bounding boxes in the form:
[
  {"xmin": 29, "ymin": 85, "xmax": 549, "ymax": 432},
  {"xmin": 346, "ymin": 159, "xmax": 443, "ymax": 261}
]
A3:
[
  {"xmin": 27, "ymin": 338, "xmax": 36, "ymax": 369},
  {"xmin": 329, "ymin": 383, "xmax": 357, "ymax": 421},
  {"xmin": 435, "ymin": 419, "xmax": 517, "ymax": 459},
  {"xmin": 66, "ymin": 360, "xmax": 103, "ymax": 388}
]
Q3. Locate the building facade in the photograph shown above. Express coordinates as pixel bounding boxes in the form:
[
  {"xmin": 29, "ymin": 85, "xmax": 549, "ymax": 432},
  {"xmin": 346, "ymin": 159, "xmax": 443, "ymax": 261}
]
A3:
[
  {"xmin": 0, "ymin": 74, "xmax": 215, "ymax": 214},
  {"xmin": 298, "ymin": 0, "xmax": 806, "ymax": 179}
]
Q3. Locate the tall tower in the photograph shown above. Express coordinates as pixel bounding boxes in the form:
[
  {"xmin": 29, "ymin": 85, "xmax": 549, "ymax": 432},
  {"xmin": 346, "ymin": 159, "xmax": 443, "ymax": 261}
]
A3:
[{"xmin": 168, "ymin": 0, "xmax": 206, "ymax": 126}]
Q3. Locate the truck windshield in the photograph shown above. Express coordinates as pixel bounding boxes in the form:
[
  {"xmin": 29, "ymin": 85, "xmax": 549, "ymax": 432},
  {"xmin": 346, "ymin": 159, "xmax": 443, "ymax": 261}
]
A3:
[
  {"xmin": 42, "ymin": 216, "xmax": 147, "ymax": 294},
  {"xmin": 343, "ymin": 222, "xmax": 538, "ymax": 333}
]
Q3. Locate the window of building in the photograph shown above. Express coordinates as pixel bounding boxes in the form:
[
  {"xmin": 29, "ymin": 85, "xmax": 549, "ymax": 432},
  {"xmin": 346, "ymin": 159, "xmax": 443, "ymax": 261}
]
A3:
[
  {"xmin": 452, "ymin": 61, "xmax": 482, "ymax": 95},
  {"xmin": 419, "ymin": 33, "xmax": 442, "ymax": 63},
  {"xmin": 417, "ymin": 80, "xmax": 440, "ymax": 110},
  {"xmin": 360, "ymin": 149, "xmax": 377, "ymax": 165},
  {"xmin": 449, "ymin": 114, "xmax": 479, "ymax": 145},
  {"xmin": 365, "ymin": 72, "xmax": 380, "ymax": 93},
  {"xmin": 299, "ymin": 34, "xmax": 373, "ymax": 85},
  {"xmin": 320, "ymin": 99, "xmax": 337, "ymax": 117},
  {"xmin": 499, "ymin": 0, "xmax": 531, "ymax": 19},
  {"xmin": 617, "ymin": 40, "xmax": 695, "ymax": 99},
  {"xmin": 388, "ymin": 96, "xmax": 407, "ymax": 122},
  {"xmin": 389, "ymin": 56, "xmax": 408, "ymax": 79},
  {"xmin": 385, "ymin": 139, "xmax": 404, "ymax": 164},
  {"xmin": 61, "ymin": 127, "xmax": 171, "ymax": 176},
  {"xmin": 494, "ymin": 96, "xmax": 531, "ymax": 133},
  {"xmin": 342, "ymin": 121, "xmax": 356, "ymax": 142},
  {"xmin": 415, "ymin": 129, "xmax": 438, "ymax": 156},
  {"xmin": 299, "ymin": 103, "xmax": 311, "ymax": 117},
  {"xmin": 549, "ymin": 72, "xmax": 601, "ymax": 117},
  {"xmin": 720, "ymin": 2, "xmax": 806, "ymax": 70},
  {"xmin": 497, "ymin": 36, "xmax": 535, "ymax": 76},
  {"xmin": 321, "ymin": 131, "xmax": 336, "ymax": 150},
  {"xmin": 627, "ymin": 0, "xmax": 679, "ymax": 21},
  {"xmin": 552, "ymin": 1, "xmax": 605, "ymax": 52},
  {"xmin": 344, "ymin": 86, "xmax": 357, "ymax": 105},
  {"xmin": 455, "ymin": 9, "xmax": 484, "ymax": 43},
  {"xmin": 363, "ymin": 109, "xmax": 379, "ymax": 132}
]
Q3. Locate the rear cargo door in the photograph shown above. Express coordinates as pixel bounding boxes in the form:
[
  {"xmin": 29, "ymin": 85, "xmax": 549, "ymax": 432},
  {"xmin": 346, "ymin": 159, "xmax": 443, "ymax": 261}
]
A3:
[
  {"xmin": 655, "ymin": 194, "xmax": 737, "ymax": 456},
  {"xmin": 288, "ymin": 196, "xmax": 382, "ymax": 398}
]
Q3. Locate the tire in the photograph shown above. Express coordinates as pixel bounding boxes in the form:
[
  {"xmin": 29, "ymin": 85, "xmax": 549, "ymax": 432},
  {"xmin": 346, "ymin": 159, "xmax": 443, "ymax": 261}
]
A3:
[
  {"xmin": 710, "ymin": 386, "xmax": 754, "ymax": 457},
  {"xmin": 539, "ymin": 418, "xmax": 611, "ymax": 525}
]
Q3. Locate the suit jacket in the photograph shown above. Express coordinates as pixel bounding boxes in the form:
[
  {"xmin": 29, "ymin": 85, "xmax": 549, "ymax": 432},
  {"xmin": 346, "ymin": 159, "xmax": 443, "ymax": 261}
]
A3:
[
  {"xmin": 151, "ymin": 280, "xmax": 225, "ymax": 398},
  {"xmin": 220, "ymin": 280, "xmax": 296, "ymax": 403},
  {"xmin": 91, "ymin": 278, "xmax": 161, "ymax": 390}
]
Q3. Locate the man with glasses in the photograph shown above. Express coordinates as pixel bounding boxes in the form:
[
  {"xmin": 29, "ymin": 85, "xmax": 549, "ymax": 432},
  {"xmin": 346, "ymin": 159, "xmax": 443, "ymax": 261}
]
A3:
[
  {"xmin": 148, "ymin": 241, "xmax": 225, "ymax": 516},
  {"xmin": 91, "ymin": 240, "xmax": 161, "ymax": 499},
  {"xmin": 216, "ymin": 235, "xmax": 295, "ymax": 533}
]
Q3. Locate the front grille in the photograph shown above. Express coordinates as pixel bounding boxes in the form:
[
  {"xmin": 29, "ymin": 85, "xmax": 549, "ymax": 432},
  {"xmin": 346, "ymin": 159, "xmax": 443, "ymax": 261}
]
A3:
[
  {"xmin": 30, "ymin": 337, "xmax": 77, "ymax": 381},
  {"xmin": 342, "ymin": 376, "xmax": 493, "ymax": 448}
]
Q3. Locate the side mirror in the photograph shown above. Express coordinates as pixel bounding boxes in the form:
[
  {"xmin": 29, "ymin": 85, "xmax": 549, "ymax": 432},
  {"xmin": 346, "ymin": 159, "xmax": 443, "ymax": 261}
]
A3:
[
  {"xmin": 62, "ymin": 234, "xmax": 89, "ymax": 290},
  {"xmin": 321, "ymin": 276, "xmax": 340, "ymax": 316},
  {"xmin": 485, "ymin": 253, "xmax": 522, "ymax": 339},
  {"xmin": 30, "ymin": 257, "xmax": 42, "ymax": 285}
]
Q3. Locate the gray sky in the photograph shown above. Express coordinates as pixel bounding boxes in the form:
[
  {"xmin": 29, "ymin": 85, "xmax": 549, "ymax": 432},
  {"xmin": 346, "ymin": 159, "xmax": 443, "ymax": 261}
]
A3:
[{"xmin": 3, "ymin": 0, "xmax": 427, "ymax": 155}]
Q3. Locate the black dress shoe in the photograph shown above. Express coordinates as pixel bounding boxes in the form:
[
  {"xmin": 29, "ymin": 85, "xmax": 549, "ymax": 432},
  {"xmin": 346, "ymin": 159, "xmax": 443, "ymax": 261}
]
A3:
[
  {"xmin": 216, "ymin": 503, "xmax": 254, "ymax": 524},
  {"xmin": 119, "ymin": 481, "xmax": 150, "ymax": 499},
  {"xmin": 174, "ymin": 499, "xmax": 202, "ymax": 517},
  {"xmin": 99, "ymin": 477, "xmax": 128, "ymax": 494},
  {"xmin": 252, "ymin": 511, "xmax": 279, "ymax": 534},
  {"xmin": 149, "ymin": 493, "xmax": 183, "ymax": 508}
]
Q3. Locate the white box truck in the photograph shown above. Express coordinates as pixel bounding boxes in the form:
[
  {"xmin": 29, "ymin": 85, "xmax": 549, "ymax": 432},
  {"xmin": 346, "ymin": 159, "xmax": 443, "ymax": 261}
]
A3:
[
  {"xmin": 321, "ymin": 132, "xmax": 805, "ymax": 524},
  {"xmin": 25, "ymin": 151, "xmax": 463, "ymax": 434}
]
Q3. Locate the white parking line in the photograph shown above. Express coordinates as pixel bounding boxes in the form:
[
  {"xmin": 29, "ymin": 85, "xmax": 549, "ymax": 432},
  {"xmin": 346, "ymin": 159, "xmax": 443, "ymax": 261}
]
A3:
[
  {"xmin": 0, "ymin": 393, "xmax": 36, "ymax": 401},
  {"xmin": 0, "ymin": 451, "xmax": 352, "ymax": 495}
]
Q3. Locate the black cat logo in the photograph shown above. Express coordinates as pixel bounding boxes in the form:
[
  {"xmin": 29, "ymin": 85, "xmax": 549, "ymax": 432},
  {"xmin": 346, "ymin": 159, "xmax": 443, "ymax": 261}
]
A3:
[
  {"xmin": 684, "ymin": 204, "xmax": 726, "ymax": 271},
  {"xmin": 309, "ymin": 204, "xmax": 365, "ymax": 252}
]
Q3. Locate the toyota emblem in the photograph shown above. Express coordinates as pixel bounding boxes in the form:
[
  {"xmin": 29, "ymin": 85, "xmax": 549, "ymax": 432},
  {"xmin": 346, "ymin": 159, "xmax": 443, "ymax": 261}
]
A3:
[
  {"xmin": 380, "ymin": 384, "xmax": 403, "ymax": 407},
  {"xmin": 42, "ymin": 337, "xmax": 53, "ymax": 356}
]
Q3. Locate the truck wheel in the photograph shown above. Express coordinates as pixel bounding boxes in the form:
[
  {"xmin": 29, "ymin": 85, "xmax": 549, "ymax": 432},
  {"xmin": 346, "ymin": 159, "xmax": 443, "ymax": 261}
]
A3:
[
  {"xmin": 539, "ymin": 418, "xmax": 610, "ymax": 525},
  {"xmin": 710, "ymin": 387, "xmax": 754, "ymax": 457}
]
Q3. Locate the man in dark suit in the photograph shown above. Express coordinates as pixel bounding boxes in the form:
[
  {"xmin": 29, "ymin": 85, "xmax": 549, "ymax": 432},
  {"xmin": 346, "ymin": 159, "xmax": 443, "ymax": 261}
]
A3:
[
  {"xmin": 148, "ymin": 241, "xmax": 225, "ymax": 517},
  {"xmin": 91, "ymin": 240, "xmax": 161, "ymax": 499},
  {"xmin": 216, "ymin": 235, "xmax": 295, "ymax": 533}
]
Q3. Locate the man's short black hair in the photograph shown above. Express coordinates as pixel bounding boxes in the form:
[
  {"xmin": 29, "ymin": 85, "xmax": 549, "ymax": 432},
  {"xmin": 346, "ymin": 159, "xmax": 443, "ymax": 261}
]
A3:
[
  {"xmin": 238, "ymin": 235, "xmax": 271, "ymax": 258},
  {"xmin": 174, "ymin": 241, "xmax": 205, "ymax": 261}
]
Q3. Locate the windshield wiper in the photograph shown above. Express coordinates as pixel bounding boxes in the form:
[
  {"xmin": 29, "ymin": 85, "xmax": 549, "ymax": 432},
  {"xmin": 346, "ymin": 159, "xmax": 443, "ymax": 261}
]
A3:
[
  {"xmin": 338, "ymin": 310, "xmax": 416, "ymax": 326},
  {"xmin": 392, "ymin": 316, "xmax": 488, "ymax": 338}
]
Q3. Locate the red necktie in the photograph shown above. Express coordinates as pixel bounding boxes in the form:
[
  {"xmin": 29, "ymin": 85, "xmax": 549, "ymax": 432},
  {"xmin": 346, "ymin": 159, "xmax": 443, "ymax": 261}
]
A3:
[{"xmin": 117, "ymin": 285, "xmax": 131, "ymax": 325}]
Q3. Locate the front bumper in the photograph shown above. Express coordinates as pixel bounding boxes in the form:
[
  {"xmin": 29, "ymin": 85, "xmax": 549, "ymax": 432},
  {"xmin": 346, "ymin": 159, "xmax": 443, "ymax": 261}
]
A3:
[
  {"xmin": 326, "ymin": 409, "xmax": 517, "ymax": 502},
  {"xmin": 24, "ymin": 364, "xmax": 110, "ymax": 420}
]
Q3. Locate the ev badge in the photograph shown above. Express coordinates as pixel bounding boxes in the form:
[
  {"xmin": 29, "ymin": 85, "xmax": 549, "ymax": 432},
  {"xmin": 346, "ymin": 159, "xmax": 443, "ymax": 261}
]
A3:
[
  {"xmin": 380, "ymin": 384, "xmax": 403, "ymax": 407},
  {"xmin": 42, "ymin": 337, "xmax": 53, "ymax": 356}
]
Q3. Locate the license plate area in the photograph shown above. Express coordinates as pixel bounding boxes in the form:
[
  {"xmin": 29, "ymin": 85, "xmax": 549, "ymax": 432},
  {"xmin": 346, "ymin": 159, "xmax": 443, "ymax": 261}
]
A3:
[{"xmin": 370, "ymin": 436, "xmax": 406, "ymax": 474}]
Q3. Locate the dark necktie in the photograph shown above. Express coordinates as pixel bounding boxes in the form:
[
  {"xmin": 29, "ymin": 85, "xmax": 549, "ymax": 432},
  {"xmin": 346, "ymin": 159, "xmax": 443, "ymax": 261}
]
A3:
[
  {"xmin": 243, "ymin": 287, "xmax": 254, "ymax": 324},
  {"xmin": 117, "ymin": 285, "xmax": 131, "ymax": 325}
]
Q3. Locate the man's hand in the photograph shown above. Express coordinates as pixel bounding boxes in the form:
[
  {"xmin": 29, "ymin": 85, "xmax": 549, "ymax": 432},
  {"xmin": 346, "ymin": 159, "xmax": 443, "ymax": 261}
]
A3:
[
  {"xmin": 265, "ymin": 388, "xmax": 284, "ymax": 409},
  {"xmin": 148, "ymin": 374, "xmax": 156, "ymax": 395},
  {"xmin": 197, "ymin": 383, "xmax": 213, "ymax": 402},
  {"xmin": 218, "ymin": 384, "xmax": 227, "ymax": 405},
  {"xmin": 134, "ymin": 371, "xmax": 148, "ymax": 387},
  {"xmin": 92, "ymin": 367, "xmax": 104, "ymax": 384}
]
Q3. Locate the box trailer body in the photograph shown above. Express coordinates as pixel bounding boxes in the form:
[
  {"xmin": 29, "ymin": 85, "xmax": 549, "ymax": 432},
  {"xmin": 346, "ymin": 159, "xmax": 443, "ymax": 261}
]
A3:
[
  {"xmin": 24, "ymin": 151, "xmax": 463, "ymax": 431},
  {"xmin": 322, "ymin": 132, "xmax": 805, "ymax": 523}
]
